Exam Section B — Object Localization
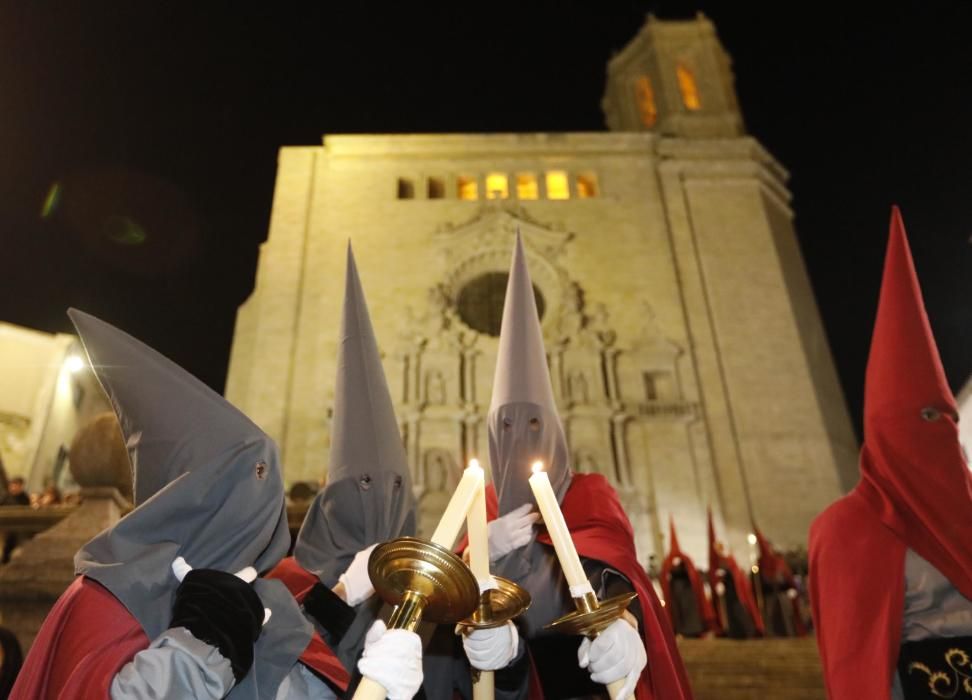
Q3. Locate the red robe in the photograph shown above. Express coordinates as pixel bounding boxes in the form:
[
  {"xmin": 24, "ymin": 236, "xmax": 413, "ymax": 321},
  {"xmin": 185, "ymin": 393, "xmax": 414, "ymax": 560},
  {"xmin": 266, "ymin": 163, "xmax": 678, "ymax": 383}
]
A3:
[
  {"xmin": 479, "ymin": 473, "xmax": 694, "ymax": 700},
  {"xmin": 809, "ymin": 491, "xmax": 906, "ymax": 699},
  {"xmin": 10, "ymin": 574, "xmax": 348, "ymax": 699}
]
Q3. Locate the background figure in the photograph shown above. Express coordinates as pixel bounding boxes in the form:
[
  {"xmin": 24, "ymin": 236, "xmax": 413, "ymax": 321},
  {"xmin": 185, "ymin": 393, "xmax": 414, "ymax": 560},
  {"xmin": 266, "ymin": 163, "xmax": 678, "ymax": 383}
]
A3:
[
  {"xmin": 661, "ymin": 517, "xmax": 715, "ymax": 639},
  {"xmin": 754, "ymin": 526, "xmax": 807, "ymax": 637},
  {"xmin": 708, "ymin": 510, "xmax": 763, "ymax": 639}
]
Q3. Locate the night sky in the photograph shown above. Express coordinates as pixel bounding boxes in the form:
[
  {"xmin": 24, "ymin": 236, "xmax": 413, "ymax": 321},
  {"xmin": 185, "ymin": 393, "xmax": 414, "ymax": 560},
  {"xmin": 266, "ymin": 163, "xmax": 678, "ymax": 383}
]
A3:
[{"xmin": 1, "ymin": 2, "xmax": 969, "ymax": 438}]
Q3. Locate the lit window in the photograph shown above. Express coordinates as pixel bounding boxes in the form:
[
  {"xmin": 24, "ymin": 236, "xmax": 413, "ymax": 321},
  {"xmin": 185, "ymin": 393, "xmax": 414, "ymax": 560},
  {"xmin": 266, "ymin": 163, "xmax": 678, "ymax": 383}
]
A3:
[
  {"xmin": 516, "ymin": 173, "xmax": 538, "ymax": 200},
  {"xmin": 458, "ymin": 176, "xmax": 478, "ymax": 201},
  {"xmin": 485, "ymin": 172, "xmax": 509, "ymax": 200},
  {"xmin": 397, "ymin": 178, "xmax": 415, "ymax": 199},
  {"xmin": 676, "ymin": 63, "xmax": 702, "ymax": 111},
  {"xmin": 427, "ymin": 177, "xmax": 445, "ymax": 199},
  {"xmin": 545, "ymin": 171, "xmax": 570, "ymax": 200},
  {"xmin": 634, "ymin": 75, "xmax": 657, "ymax": 127},
  {"xmin": 576, "ymin": 172, "xmax": 598, "ymax": 199}
]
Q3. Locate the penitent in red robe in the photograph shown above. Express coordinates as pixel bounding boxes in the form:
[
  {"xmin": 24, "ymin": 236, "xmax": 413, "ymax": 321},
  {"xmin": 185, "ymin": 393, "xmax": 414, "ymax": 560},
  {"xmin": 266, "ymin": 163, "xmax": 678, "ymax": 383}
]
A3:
[
  {"xmin": 482, "ymin": 473, "xmax": 694, "ymax": 700},
  {"xmin": 809, "ymin": 207, "xmax": 972, "ymax": 699},
  {"xmin": 660, "ymin": 518, "xmax": 716, "ymax": 636},
  {"xmin": 10, "ymin": 575, "xmax": 348, "ymax": 699}
]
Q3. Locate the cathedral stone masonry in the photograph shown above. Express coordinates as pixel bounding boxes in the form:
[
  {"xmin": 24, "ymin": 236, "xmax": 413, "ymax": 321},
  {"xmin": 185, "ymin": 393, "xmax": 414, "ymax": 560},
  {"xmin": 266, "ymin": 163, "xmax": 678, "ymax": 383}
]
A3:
[{"xmin": 226, "ymin": 14, "xmax": 857, "ymax": 564}]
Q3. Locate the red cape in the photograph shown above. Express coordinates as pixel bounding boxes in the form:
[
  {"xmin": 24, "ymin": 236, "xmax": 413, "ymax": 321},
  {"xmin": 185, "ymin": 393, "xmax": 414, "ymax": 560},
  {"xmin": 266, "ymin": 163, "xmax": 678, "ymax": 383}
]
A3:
[
  {"xmin": 810, "ymin": 491, "xmax": 906, "ymax": 698},
  {"xmin": 265, "ymin": 557, "xmax": 352, "ymax": 691},
  {"xmin": 660, "ymin": 517, "xmax": 716, "ymax": 635},
  {"xmin": 12, "ymin": 573, "xmax": 347, "ymax": 699},
  {"xmin": 480, "ymin": 473, "xmax": 694, "ymax": 700},
  {"xmin": 11, "ymin": 576, "xmax": 150, "ymax": 699}
]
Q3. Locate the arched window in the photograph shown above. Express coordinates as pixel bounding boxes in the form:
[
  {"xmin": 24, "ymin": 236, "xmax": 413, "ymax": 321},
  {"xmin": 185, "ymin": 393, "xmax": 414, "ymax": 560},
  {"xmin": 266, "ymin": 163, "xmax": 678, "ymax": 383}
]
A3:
[
  {"xmin": 676, "ymin": 63, "xmax": 702, "ymax": 111},
  {"xmin": 634, "ymin": 75, "xmax": 657, "ymax": 127}
]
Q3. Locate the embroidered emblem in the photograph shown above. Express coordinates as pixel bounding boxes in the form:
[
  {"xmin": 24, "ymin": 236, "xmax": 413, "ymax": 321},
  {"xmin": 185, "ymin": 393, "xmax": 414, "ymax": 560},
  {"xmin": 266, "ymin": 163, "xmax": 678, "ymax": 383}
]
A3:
[
  {"xmin": 908, "ymin": 648, "xmax": 972, "ymax": 698},
  {"xmin": 255, "ymin": 461, "xmax": 267, "ymax": 480}
]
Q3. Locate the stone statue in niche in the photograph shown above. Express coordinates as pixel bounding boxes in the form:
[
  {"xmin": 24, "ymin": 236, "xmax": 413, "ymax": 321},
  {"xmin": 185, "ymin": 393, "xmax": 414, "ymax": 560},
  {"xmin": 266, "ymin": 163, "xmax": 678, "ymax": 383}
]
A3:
[
  {"xmin": 567, "ymin": 371, "xmax": 590, "ymax": 405},
  {"xmin": 418, "ymin": 450, "xmax": 455, "ymax": 538},
  {"xmin": 425, "ymin": 370, "xmax": 446, "ymax": 406}
]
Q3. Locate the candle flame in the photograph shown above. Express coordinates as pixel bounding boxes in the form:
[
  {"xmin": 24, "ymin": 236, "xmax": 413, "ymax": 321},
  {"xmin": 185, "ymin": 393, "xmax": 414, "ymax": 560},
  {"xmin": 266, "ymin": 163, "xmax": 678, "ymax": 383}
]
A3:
[
  {"xmin": 468, "ymin": 457, "xmax": 481, "ymax": 470},
  {"xmin": 531, "ymin": 461, "xmax": 544, "ymax": 474}
]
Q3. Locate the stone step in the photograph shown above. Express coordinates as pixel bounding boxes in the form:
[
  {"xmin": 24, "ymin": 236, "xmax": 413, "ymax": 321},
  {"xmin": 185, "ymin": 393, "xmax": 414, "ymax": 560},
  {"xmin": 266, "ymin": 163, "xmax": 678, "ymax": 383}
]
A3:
[{"xmin": 678, "ymin": 637, "xmax": 825, "ymax": 700}]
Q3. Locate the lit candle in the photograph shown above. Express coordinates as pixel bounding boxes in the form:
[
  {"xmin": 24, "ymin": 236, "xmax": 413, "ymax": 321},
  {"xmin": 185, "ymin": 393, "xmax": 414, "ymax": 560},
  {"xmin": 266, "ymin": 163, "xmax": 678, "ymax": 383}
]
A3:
[
  {"xmin": 528, "ymin": 461, "xmax": 588, "ymax": 589},
  {"xmin": 466, "ymin": 459, "xmax": 491, "ymax": 582},
  {"xmin": 431, "ymin": 460, "xmax": 484, "ymax": 549}
]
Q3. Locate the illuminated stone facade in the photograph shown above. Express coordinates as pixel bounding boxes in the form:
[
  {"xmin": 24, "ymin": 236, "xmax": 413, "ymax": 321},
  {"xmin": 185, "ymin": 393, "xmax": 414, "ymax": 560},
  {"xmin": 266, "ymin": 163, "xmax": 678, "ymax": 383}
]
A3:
[{"xmin": 226, "ymin": 15, "xmax": 857, "ymax": 562}]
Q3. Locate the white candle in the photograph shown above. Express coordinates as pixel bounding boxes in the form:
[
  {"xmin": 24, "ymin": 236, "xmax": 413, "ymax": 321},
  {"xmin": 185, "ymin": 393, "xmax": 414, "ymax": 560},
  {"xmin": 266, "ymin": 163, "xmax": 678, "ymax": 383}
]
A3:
[
  {"xmin": 431, "ymin": 461, "xmax": 484, "ymax": 549},
  {"xmin": 528, "ymin": 462, "xmax": 588, "ymax": 589},
  {"xmin": 466, "ymin": 459, "xmax": 491, "ymax": 582}
]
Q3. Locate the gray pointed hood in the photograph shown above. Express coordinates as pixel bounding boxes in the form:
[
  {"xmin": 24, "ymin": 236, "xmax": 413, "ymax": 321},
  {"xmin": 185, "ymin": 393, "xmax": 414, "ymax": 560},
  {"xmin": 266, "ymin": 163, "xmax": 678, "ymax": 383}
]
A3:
[
  {"xmin": 293, "ymin": 246, "xmax": 416, "ymax": 672},
  {"xmin": 488, "ymin": 231, "xmax": 571, "ymax": 518},
  {"xmin": 69, "ymin": 309, "xmax": 307, "ymax": 699}
]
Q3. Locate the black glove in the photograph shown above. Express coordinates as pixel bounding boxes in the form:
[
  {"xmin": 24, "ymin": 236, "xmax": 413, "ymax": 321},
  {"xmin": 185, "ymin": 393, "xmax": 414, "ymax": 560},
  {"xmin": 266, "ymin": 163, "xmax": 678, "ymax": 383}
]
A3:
[
  {"xmin": 170, "ymin": 569, "xmax": 264, "ymax": 682},
  {"xmin": 303, "ymin": 582, "xmax": 356, "ymax": 643}
]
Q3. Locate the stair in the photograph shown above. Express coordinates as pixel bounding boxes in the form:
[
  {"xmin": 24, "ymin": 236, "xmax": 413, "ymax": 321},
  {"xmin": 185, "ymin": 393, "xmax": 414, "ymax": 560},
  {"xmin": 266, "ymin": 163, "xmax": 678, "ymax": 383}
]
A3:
[{"xmin": 678, "ymin": 637, "xmax": 825, "ymax": 700}]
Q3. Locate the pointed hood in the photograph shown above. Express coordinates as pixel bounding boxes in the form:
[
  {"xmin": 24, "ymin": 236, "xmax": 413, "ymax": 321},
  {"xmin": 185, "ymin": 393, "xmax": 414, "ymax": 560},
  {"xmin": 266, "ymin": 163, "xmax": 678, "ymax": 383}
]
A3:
[
  {"xmin": 70, "ymin": 309, "xmax": 307, "ymax": 698},
  {"xmin": 856, "ymin": 207, "xmax": 972, "ymax": 597},
  {"xmin": 293, "ymin": 245, "xmax": 416, "ymax": 670},
  {"xmin": 753, "ymin": 525, "xmax": 790, "ymax": 583},
  {"xmin": 668, "ymin": 515, "xmax": 682, "ymax": 556},
  {"xmin": 488, "ymin": 230, "xmax": 570, "ymax": 518},
  {"xmin": 707, "ymin": 507, "xmax": 719, "ymax": 578}
]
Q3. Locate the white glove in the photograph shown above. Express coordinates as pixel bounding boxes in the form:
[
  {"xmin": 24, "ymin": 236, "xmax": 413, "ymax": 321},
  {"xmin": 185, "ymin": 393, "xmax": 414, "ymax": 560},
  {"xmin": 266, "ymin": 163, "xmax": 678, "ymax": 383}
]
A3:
[
  {"xmin": 577, "ymin": 618, "xmax": 647, "ymax": 700},
  {"xmin": 357, "ymin": 620, "xmax": 423, "ymax": 700},
  {"xmin": 488, "ymin": 503, "xmax": 540, "ymax": 562},
  {"xmin": 338, "ymin": 543, "xmax": 378, "ymax": 606},
  {"xmin": 462, "ymin": 620, "xmax": 519, "ymax": 671}
]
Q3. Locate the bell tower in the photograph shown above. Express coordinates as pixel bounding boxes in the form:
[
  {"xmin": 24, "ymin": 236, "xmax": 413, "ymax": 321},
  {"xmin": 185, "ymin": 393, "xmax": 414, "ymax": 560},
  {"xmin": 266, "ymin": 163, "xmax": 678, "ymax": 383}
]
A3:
[{"xmin": 602, "ymin": 13, "xmax": 744, "ymax": 137}]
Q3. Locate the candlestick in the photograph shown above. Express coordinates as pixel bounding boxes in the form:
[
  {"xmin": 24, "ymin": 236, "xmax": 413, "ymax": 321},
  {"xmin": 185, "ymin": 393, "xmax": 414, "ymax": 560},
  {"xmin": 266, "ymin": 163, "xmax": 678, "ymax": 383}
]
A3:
[
  {"xmin": 467, "ymin": 459, "xmax": 491, "ymax": 582},
  {"xmin": 527, "ymin": 462, "xmax": 588, "ymax": 589},
  {"xmin": 431, "ymin": 462, "xmax": 484, "ymax": 549}
]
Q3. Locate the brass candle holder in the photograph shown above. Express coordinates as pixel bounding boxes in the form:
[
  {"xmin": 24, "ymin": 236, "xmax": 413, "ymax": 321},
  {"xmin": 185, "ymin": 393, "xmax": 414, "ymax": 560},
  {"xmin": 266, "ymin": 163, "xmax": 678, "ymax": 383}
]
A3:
[
  {"xmin": 369, "ymin": 536, "xmax": 480, "ymax": 630},
  {"xmin": 456, "ymin": 575, "xmax": 531, "ymax": 631},
  {"xmin": 545, "ymin": 590, "xmax": 639, "ymax": 700}
]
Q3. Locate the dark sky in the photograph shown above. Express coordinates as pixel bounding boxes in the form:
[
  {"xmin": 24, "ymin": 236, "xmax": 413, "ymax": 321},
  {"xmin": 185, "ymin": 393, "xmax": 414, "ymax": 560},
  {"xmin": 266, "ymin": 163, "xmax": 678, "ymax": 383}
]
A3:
[{"xmin": 1, "ymin": 2, "xmax": 969, "ymax": 438}]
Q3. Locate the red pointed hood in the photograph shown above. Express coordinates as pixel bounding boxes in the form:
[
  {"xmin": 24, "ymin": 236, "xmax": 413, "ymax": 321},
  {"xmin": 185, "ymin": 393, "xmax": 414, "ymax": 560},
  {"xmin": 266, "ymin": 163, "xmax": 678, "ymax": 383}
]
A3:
[
  {"xmin": 753, "ymin": 525, "xmax": 790, "ymax": 582},
  {"xmin": 707, "ymin": 507, "xmax": 718, "ymax": 577},
  {"xmin": 668, "ymin": 515, "xmax": 682, "ymax": 556},
  {"xmin": 857, "ymin": 206, "xmax": 972, "ymax": 597}
]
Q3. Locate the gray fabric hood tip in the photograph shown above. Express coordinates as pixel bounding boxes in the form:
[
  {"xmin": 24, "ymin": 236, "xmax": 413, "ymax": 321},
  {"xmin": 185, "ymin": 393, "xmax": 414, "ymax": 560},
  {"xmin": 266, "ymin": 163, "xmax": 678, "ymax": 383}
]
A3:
[{"xmin": 67, "ymin": 308, "xmax": 309, "ymax": 699}]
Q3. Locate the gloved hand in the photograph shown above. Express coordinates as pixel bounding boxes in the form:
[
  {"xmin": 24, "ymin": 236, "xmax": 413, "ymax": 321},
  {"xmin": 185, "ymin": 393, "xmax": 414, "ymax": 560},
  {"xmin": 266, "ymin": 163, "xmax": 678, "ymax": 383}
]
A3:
[
  {"xmin": 462, "ymin": 620, "xmax": 519, "ymax": 671},
  {"xmin": 339, "ymin": 543, "xmax": 378, "ymax": 606},
  {"xmin": 488, "ymin": 503, "xmax": 540, "ymax": 562},
  {"xmin": 169, "ymin": 568, "xmax": 265, "ymax": 683},
  {"xmin": 357, "ymin": 620, "xmax": 423, "ymax": 700},
  {"xmin": 577, "ymin": 618, "xmax": 647, "ymax": 700}
]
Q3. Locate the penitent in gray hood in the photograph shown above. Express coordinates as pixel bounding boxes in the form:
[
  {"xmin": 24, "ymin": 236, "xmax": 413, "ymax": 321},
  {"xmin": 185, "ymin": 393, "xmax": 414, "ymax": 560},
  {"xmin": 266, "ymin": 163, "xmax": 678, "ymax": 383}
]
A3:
[{"xmin": 69, "ymin": 309, "xmax": 309, "ymax": 700}]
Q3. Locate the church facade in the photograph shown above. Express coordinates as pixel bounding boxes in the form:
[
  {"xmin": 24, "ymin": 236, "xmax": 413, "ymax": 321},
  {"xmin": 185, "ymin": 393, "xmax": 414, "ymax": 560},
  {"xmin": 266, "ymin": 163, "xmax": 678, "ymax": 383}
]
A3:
[{"xmin": 225, "ymin": 14, "xmax": 857, "ymax": 562}]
